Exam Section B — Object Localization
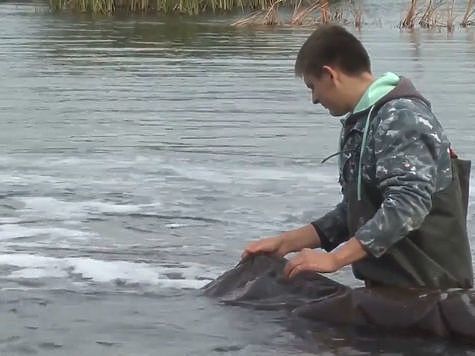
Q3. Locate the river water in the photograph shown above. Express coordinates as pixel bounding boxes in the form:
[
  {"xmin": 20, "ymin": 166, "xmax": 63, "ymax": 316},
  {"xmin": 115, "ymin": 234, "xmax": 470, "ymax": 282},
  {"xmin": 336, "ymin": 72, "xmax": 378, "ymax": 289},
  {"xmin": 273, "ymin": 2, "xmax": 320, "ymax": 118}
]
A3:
[{"xmin": 0, "ymin": 0, "xmax": 474, "ymax": 354}]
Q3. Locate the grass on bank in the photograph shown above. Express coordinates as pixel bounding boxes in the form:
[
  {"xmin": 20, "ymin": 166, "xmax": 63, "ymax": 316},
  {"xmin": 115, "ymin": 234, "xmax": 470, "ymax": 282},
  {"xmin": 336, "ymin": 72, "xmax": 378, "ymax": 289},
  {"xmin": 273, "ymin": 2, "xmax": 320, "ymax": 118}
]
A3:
[
  {"xmin": 48, "ymin": 0, "xmax": 474, "ymax": 30},
  {"xmin": 49, "ymin": 0, "xmax": 303, "ymax": 15}
]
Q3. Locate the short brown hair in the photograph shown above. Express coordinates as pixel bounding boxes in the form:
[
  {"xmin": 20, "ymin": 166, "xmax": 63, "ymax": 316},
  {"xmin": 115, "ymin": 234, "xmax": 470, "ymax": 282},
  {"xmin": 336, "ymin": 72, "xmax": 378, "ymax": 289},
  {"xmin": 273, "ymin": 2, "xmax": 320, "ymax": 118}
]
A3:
[{"xmin": 295, "ymin": 24, "xmax": 371, "ymax": 78}]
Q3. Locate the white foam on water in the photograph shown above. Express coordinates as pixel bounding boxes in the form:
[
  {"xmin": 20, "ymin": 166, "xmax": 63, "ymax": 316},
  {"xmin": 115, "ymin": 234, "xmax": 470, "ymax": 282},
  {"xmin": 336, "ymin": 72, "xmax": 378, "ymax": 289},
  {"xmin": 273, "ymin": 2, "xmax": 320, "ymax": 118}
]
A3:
[
  {"xmin": 165, "ymin": 223, "xmax": 187, "ymax": 228},
  {"xmin": 168, "ymin": 165, "xmax": 232, "ymax": 184},
  {"xmin": 68, "ymin": 258, "xmax": 219, "ymax": 288},
  {"xmin": 0, "ymin": 254, "xmax": 69, "ymax": 279},
  {"xmin": 68, "ymin": 258, "xmax": 160, "ymax": 283},
  {"xmin": 0, "ymin": 217, "xmax": 22, "ymax": 224},
  {"xmin": 238, "ymin": 167, "xmax": 337, "ymax": 183},
  {"xmin": 0, "ymin": 173, "xmax": 65, "ymax": 185},
  {"xmin": 180, "ymin": 261, "xmax": 223, "ymax": 280},
  {"xmin": 9, "ymin": 267, "xmax": 68, "ymax": 279},
  {"xmin": 0, "ymin": 172, "xmax": 145, "ymax": 190},
  {"xmin": 0, "ymin": 253, "xmax": 219, "ymax": 289},
  {"xmin": 0, "ymin": 224, "xmax": 95, "ymax": 241},
  {"xmin": 16, "ymin": 196, "xmax": 142, "ymax": 219},
  {"xmin": 0, "ymin": 174, "xmax": 28, "ymax": 185},
  {"xmin": 155, "ymin": 278, "xmax": 209, "ymax": 289},
  {"xmin": 43, "ymin": 155, "xmax": 163, "ymax": 168},
  {"xmin": 0, "ymin": 156, "xmax": 164, "ymax": 187},
  {"xmin": 167, "ymin": 163, "xmax": 336, "ymax": 185}
]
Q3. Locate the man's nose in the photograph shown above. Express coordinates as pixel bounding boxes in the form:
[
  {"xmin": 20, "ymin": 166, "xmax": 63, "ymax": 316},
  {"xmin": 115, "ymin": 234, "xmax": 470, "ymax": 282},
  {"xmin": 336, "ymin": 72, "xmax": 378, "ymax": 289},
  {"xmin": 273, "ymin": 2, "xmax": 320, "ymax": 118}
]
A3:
[{"xmin": 312, "ymin": 95, "xmax": 320, "ymax": 105}]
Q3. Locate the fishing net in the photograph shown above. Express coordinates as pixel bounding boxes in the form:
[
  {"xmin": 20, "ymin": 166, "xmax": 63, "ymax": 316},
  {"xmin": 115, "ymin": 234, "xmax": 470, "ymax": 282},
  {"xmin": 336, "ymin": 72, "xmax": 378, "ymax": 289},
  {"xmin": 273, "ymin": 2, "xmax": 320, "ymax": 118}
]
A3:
[{"xmin": 203, "ymin": 254, "xmax": 475, "ymax": 343}]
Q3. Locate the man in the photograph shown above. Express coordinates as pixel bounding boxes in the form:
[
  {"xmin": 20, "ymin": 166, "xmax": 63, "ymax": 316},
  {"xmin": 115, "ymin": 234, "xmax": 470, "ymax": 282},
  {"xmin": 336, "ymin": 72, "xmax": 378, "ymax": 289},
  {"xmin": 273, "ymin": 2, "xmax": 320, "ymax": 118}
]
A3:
[{"xmin": 242, "ymin": 24, "xmax": 473, "ymax": 289}]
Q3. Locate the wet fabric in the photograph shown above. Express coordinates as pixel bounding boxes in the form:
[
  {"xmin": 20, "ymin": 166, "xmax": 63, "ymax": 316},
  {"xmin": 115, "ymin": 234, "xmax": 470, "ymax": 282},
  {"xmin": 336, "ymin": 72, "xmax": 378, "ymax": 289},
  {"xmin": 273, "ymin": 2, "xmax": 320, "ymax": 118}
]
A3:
[{"xmin": 203, "ymin": 255, "xmax": 475, "ymax": 344}]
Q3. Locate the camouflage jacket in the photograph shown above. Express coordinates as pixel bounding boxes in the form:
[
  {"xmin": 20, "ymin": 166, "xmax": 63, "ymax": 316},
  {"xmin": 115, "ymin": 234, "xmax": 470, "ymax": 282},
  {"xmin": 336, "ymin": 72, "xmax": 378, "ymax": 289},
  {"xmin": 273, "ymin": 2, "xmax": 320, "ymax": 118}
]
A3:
[{"xmin": 312, "ymin": 79, "xmax": 453, "ymax": 258}]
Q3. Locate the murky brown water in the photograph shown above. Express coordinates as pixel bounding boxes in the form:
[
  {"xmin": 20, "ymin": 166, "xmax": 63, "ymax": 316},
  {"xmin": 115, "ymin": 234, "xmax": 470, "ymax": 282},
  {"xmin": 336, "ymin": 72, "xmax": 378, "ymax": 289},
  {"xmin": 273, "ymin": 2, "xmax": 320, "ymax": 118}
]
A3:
[{"xmin": 0, "ymin": 0, "xmax": 474, "ymax": 354}]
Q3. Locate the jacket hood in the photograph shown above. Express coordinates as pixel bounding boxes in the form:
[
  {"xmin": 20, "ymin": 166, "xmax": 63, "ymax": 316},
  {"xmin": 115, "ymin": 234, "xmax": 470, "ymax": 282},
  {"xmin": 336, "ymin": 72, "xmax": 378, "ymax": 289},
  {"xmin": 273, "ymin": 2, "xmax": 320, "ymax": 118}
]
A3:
[
  {"xmin": 376, "ymin": 76, "xmax": 430, "ymax": 110},
  {"xmin": 352, "ymin": 73, "xmax": 430, "ymax": 115}
]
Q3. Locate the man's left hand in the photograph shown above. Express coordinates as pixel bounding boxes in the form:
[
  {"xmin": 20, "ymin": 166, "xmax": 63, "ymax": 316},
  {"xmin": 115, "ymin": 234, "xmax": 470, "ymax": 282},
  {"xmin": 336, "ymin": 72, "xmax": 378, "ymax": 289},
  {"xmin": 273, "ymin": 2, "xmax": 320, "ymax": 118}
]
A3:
[{"xmin": 283, "ymin": 248, "xmax": 341, "ymax": 279}]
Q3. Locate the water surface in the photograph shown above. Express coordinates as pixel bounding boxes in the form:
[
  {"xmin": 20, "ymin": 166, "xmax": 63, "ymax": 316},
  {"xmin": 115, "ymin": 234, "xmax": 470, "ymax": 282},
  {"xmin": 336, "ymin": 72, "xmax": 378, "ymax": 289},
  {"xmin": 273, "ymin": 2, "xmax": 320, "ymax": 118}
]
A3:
[{"xmin": 1, "ymin": 1, "xmax": 475, "ymax": 354}]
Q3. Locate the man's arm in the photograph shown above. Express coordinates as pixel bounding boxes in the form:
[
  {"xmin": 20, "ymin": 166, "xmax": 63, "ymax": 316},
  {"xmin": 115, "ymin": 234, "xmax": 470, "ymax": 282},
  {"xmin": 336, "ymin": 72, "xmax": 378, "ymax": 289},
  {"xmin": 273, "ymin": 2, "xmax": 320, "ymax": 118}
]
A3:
[
  {"xmin": 311, "ymin": 198, "xmax": 350, "ymax": 251},
  {"xmin": 280, "ymin": 224, "xmax": 322, "ymax": 253},
  {"xmin": 242, "ymin": 199, "xmax": 349, "ymax": 259},
  {"xmin": 355, "ymin": 100, "xmax": 450, "ymax": 258},
  {"xmin": 281, "ymin": 194, "xmax": 350, "ymax": 253}
]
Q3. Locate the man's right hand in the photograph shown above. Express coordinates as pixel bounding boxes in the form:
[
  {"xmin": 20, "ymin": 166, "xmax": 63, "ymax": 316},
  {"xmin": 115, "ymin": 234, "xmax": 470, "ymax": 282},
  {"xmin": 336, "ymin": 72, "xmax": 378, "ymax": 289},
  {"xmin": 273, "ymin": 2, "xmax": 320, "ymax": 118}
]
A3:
[
  {"xmin": 241, "ymin": 235, "xmax": 287, "ymax": 260},
  {"xmin": 240, "ymin": 224, "xmax": 322, "ymax": 261}
]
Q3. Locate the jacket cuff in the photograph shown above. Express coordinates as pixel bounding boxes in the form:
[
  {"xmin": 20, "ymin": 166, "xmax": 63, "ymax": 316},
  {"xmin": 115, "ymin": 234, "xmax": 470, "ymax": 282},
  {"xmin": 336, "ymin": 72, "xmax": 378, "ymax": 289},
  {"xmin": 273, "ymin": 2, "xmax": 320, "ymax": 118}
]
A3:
[
  {"xmin": 354, "ymin": 229, "xmax": 387, "ymax": 258},
  {"xmin": 311, "ymin": 219, "xmax": 339, "ymax": 252}
]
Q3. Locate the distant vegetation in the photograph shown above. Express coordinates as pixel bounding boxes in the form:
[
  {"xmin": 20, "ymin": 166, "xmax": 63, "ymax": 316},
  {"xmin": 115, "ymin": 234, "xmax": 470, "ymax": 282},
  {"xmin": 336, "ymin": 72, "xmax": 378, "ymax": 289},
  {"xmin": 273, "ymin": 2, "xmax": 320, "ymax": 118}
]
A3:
[
  {"xmin": 48, "ymin": 0, "xmax": 474, "ymax": 30},
  {"xmin": 400, "ymin": 0, "xmax": 474, "ymax": 30},
  {"xmin": 48, "ymin": 0, "xmax": 302, "ymax": 15}
]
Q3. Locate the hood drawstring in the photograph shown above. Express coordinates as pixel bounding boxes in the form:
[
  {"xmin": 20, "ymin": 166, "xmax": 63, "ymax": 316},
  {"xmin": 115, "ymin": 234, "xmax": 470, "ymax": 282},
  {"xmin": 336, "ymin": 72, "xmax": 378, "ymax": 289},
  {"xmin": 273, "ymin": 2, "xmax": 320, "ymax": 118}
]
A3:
[
  {"xmin": 357, "ymin": 105, "xmax": 375, "ymax": 201},
  {"xmin": 320, "ymin": 149, "xmax": 354, "ymax": 164},
  {"xmin": 320, "ymin": 105, "xmax": 375, "ymax": 201}
]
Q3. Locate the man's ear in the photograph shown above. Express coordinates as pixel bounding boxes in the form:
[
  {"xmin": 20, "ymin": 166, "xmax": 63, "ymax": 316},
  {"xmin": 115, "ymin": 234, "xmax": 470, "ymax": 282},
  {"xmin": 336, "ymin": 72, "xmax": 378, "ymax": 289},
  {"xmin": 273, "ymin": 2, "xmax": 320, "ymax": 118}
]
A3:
[{"xmin": 321, "ymin": 65, "xmax": 339, "ymax": 84}]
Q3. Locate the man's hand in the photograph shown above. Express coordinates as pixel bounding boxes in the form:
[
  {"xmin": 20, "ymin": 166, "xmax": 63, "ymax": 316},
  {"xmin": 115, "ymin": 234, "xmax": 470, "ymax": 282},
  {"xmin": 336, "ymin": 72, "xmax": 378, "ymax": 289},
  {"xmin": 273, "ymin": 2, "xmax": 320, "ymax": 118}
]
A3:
[
  {"xmin": 241, "ymin": 235, "xmax": 287, "ymax": 260},
  {"xmin": 283, "ymin": 248, "xmax": 340, "ymax": 279},
  {"xmin": 241, "ymin": 225, "xmax": 321, "ymax": 261},
  {"xmin": 283, "ymin": 238, "xmax": 368, "ymax": 279}
]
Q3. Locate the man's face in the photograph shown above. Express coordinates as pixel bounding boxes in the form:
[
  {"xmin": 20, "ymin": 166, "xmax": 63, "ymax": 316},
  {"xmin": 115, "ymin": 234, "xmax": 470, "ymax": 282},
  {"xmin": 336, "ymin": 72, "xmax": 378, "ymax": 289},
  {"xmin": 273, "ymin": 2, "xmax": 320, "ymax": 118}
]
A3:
[{"xmin": 303, "ymin": 69, "xmax": 348, "ymax": 117}]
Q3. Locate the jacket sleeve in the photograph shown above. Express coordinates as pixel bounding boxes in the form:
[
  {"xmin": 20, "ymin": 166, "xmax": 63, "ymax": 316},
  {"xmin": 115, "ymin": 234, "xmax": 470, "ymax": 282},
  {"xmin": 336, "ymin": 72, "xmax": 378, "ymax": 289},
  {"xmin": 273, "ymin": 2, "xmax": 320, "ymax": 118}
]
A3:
[
  {"xmin": 354, "ymin": 101, "xmax": 451, "ymax": 258},
  {"xmin": 311, "ymin": 196, "xmax": 349, "ymax": 252}
]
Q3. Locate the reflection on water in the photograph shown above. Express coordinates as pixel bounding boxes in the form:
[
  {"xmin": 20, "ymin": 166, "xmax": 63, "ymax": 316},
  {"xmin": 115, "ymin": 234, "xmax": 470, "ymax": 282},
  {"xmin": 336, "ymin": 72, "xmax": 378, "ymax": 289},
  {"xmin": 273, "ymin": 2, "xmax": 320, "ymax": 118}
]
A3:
[{"xmin": 0, "ymin": 0, "xmax": 475, "ymax": 354}]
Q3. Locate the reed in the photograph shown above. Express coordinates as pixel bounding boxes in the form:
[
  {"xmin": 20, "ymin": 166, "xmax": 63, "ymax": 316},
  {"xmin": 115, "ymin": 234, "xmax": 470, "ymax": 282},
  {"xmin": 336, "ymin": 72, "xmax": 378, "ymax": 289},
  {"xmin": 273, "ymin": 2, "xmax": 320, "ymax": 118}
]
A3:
[
  {"xmin": 400, "ymin": 0, "xmax": 418, "ymax": 29},
  {"xmin": 231, "ymin": 0, "xmax": 283, "ymax": 26},
  {"xmin": 49, "ymin": 0, "xmax": 288, "ymax": 15},
  {"xmin": 349, "ymin": 0, "xmax": 362, "ymax": 28},
  {"xmin": 231, "ymin": 10, "xmax": 264, "ymax": 26},
  {"xmin": 461, "ymin": 0, "xmax": 474, "ymax": 27},
  {"xmin": 332, "ymin": 6, "xmax": 343, "ymax": 23},
  {"xmin": 446, "ymin": 0, "xmax": 455, "ymax": 32},
  {"xmin": 233, "ymin": 0, "xmax": 341, "ymax": 27},
  {"xmin": 419, "ymin": 0, "xmax": 440, "ymax": 28},
  {"xmin": 263, "ymin": 0, "xmax": 282, "ymax": 25},
  {"xmin": 288, "ymin": 0, "xmax": 322, "ymax": 25},
  {"xmin": 48, "ymin": 0, "xmax": 475, "ymax": 29},
  {"xmin": 319, "ymin": 0, "xmax": 330, "ymax": 24},
  {"xmin": 402, "ymin": 0, "xmax": 474, "ymax": 30}
]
